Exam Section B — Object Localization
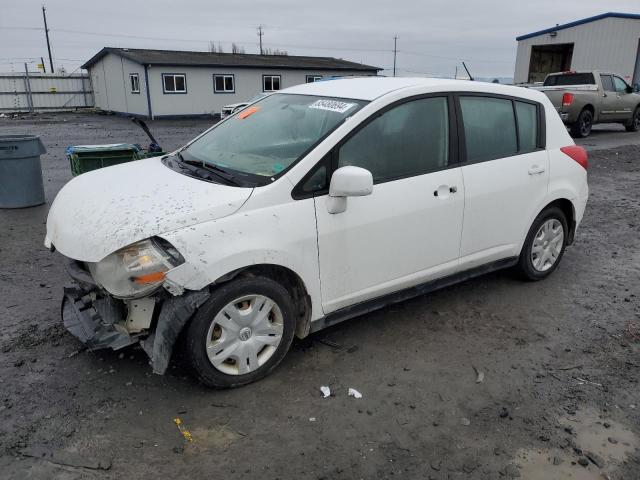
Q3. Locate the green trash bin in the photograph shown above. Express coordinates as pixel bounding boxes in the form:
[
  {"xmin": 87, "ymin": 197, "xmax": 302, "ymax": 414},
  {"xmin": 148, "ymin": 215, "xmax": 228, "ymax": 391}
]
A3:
[
  {"xmin": 66, "ymin": 143, "xmax": 166, "ymax": 176},
  {"xmin": 0, "ymin": 135, "xmax": 46, "ymax": 208}
]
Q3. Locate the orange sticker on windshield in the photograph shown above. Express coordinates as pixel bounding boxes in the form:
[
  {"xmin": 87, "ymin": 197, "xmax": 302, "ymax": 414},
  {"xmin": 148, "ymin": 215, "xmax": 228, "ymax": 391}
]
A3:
[{"xmin": 238, "ymin": 106, "xmax": 259, "ymax": 119}]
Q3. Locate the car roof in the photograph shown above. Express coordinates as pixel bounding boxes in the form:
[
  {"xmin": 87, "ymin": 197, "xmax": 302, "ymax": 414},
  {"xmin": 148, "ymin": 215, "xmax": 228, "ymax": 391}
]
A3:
[{"xmin": 282, "ymin": 76, "xmax": 543, "ymax": 102}]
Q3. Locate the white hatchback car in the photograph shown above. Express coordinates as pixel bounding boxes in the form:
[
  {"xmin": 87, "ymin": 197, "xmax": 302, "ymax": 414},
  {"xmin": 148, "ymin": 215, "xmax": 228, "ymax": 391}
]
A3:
[{"xmin": 46, "ymin": 77, "xmax": 588, "ymax": 388}]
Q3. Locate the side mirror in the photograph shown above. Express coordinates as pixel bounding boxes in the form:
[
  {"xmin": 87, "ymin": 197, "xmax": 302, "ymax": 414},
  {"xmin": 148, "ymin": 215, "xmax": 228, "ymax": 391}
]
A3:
[
  {"xmin": 633, "ymin": 83, "xmax": 640, "ymax": 93},
  {"xmin": 326, "ymin": 166, "xmax": 373, "ymax": 214},
  {"xmin": 626, "ymin": 85, "xmax": 634, "ymax": 94}
]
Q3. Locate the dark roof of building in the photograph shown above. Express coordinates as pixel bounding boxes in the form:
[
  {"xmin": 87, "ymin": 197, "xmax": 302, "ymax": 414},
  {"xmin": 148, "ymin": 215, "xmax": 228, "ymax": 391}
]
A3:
[
  {"xmin": 516, "ymin": 12, "xmax": 640, "ymax": 41},
  {"xmin": 81, "ymin": 47, "xmax": 381, "ymax": 72}
]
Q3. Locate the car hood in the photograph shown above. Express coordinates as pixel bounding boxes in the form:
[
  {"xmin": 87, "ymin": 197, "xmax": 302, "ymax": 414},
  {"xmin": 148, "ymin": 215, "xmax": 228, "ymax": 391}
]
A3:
[{"xmin": 46, "ymin": 157, "xmax": 252, "ymax": 262}]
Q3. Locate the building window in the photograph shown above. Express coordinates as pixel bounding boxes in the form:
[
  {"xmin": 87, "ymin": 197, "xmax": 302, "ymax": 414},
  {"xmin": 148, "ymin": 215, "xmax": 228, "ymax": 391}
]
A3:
[
  {"xmin": 306, "ymin": 75, "xmax": 322, "ymax": 83},
  {"xmin": 263, "ymin": 75, "xmax": 281, "ymax": 92},
  {"xmin": 162, "ymin": 74, "xmax": 187, "ymax": 94},
  {"xmin": 213, "ymin": 74, "xmax": 235, "ymax": 93},
  {"xmin": 129, "ymin": 73, "xmax": 140, "ymax": 93}
]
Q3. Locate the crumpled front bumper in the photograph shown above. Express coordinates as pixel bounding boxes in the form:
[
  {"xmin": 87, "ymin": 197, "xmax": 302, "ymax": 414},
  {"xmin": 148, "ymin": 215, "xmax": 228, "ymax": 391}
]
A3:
[
  {"xmin": 62, "ymin": 286, "xmax": 136, "ymax": 351},
  {"xmin": 61, "ymin": 265, "xmax": 210, "ymax": 374}
]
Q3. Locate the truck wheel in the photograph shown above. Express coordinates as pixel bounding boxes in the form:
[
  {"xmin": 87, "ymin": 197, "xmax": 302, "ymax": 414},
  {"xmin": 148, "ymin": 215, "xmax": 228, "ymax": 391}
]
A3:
[
  {"xmin": 624, "ymin": 107, "xmax": 640, "ymax": 132},
  {"xmin": 184, "ymin": 276, "xmax": 296, "ymax": 388},
  {"xmin": 570, "ymin": 109, "xmax": 593, "ymax": 138}
]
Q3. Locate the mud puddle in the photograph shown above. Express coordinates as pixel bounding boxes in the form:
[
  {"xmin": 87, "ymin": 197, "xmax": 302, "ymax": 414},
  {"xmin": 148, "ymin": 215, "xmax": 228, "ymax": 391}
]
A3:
[{"xmin": 512, "ymin": 407, "xmax": 638, "ymax": 479}]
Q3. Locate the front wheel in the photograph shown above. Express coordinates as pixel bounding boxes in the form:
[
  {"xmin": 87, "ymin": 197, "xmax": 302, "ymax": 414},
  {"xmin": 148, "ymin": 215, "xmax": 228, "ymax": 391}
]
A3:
[
  {"xmin": 624, "ymin": 107, "xmax": 640, "ymax": 132},
  {"xmin": 184, "ymin": 277, "xmax": 296, "ymax": 388},
  {"xmin": 517, "ymin": 207, "xmax": 568, "ymax": 281},
  {"xmin": 569, "ymin": 109, "xmax": 593, "ymax": 138}
]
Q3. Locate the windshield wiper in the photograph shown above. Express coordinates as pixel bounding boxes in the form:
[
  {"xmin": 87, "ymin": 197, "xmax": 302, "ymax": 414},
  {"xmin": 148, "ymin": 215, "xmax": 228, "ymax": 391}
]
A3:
[{"xmin": 175, "ymin": 152, "xmax": 241, "ymax": 186}]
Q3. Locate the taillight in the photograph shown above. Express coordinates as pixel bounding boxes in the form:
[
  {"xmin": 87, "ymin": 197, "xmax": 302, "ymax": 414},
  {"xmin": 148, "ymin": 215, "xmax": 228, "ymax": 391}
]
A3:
[
  {"xmin": 560, "ymin": 145, "xmax": 588, "ymax": 170},
  {"xmin": 562, "ymin": 93, "xmax": 574, "ymax": 107}
]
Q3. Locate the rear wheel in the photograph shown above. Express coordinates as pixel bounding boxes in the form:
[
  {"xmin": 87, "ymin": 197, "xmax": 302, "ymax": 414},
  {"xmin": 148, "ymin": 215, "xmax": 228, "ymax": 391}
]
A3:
[
  {"xmin": 569, "ymin": 109, "xmax": 593, "ymax": 138},
  {"xmin": 624, "ymin": 107, "xmax": 640, "ymax": 132},
  {"xmin": 184, "ymin": 277, "xmax": 296, "ymax": 388},
  {"xmin": 517, "ymin": 207, "xmax": 568, "ymax": 281}
]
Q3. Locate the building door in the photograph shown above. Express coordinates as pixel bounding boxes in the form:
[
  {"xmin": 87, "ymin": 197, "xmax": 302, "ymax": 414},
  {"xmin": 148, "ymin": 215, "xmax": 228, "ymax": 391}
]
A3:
[{"xmin": 527, "ymin": 44, "xmax": 574, "ymax": 83}]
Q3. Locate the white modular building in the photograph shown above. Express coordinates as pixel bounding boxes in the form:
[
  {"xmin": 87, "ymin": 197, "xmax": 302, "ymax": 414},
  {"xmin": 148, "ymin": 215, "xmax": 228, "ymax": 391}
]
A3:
[{"xmin": 81, "ymin": 47, "xmax": 381, "ymax": 118}]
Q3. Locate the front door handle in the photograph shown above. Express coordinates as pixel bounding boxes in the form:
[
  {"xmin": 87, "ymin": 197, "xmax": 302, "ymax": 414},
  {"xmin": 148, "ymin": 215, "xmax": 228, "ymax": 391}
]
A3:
[
  {"xmin": 528, "ymin": 166, "xmax": 546, "ymax": 175},
  {"xmin": 433, "ymin": 185, "xmax": 458, "ymax": 197}
]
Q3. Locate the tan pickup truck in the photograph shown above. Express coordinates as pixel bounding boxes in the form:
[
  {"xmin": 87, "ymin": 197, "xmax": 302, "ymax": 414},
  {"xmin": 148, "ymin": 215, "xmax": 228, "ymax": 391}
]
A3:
[{"xmin": 533, "ymin": 71, "xmax": 640, "ymax": 138}]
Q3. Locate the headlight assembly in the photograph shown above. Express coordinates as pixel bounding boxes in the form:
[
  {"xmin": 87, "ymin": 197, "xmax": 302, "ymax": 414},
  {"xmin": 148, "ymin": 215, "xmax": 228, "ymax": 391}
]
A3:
[{"xmin": 87, "ymin": 238, "xmax": 184, "ymax": 299}]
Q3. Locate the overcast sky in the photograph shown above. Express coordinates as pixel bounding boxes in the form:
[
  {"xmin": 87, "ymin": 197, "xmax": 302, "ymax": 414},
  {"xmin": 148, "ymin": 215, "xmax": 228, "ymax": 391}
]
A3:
[{"xmin": 1, "ymin": 0, "xmax": 638, "ymax": 79}]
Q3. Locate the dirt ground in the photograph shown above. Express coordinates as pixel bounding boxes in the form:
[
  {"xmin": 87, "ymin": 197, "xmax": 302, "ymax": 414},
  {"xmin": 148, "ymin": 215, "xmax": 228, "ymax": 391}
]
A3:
[{"xmin": 0, "ymin": 111, "xmax": 639, "ymax": 479}]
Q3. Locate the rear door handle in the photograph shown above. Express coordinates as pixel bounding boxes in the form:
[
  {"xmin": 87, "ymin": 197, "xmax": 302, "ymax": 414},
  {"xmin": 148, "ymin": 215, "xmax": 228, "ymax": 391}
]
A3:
[{"xmin": 528, "ymin": 166, "xmax": 545, "ymax": 175}]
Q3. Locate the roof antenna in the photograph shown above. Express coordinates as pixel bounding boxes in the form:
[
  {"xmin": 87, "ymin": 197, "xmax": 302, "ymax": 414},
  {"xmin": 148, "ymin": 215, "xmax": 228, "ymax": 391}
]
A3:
[{"xmin": 462, "ymin": 61, "xmax": 474, "ymax": 81}]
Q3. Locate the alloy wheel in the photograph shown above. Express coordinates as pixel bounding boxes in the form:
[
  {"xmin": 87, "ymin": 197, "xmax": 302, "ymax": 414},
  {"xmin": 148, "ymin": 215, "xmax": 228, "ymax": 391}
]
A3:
[{"xmin": 205, "ymin": 294, "xmax": 284, "ymax": 375}]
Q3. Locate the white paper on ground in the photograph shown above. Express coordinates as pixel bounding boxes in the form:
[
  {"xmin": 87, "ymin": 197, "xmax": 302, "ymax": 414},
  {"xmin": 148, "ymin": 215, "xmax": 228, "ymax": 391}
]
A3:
[{"xmin": 320, "ymin": 386, "xmax": 331, "ymax": 398}]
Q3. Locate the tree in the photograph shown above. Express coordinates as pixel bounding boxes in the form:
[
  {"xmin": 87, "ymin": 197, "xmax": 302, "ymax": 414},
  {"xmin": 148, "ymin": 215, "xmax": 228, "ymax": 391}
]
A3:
[
  {"xmin": 209, "ymin": 42, "xmax": 224, "ymax": 53},
  {"xmin": 262, "ymin": 48, "xmax": 288, "ymax": 56},
  {"xmin": 231, "ymin": 43, "xmax": 245, "ymax": 54}
]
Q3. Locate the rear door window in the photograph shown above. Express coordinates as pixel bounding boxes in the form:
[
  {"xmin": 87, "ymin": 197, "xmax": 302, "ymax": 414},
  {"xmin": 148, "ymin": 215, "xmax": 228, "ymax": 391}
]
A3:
[
  {"xmin": 600, "ymin": 75, "xmax": 615, "ymax": 92},
  {"xmin": 459, "ymin": 96, "xmax": 517, "ymax": 162}
]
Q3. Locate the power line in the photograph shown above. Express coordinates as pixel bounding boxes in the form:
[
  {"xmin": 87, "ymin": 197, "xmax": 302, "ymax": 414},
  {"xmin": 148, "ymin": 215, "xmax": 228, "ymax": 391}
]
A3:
[{"xmin": 3, "ymin": 25, "xmax": 515, "ymax": 66}]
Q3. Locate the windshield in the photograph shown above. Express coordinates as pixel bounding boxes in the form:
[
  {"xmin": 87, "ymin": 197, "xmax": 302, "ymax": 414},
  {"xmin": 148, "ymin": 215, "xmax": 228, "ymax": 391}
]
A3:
[{"xmin": 184, "ymin": 94, "xmax": 367, "ymax": 181}]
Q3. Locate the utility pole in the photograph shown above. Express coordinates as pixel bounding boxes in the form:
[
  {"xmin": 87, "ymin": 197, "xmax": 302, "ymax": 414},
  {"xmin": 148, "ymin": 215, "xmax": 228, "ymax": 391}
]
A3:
[
  {"xmin": 257, "ymin": 25, "xmax": 264, "ymax": 55},
  {"xmin": 42, "ymin": 5, "xmax": 54, "ymax": 73},
  {"xmin": 392, "ymin": 36, "xmax": 398, "ymax": 77},
  {"xmin": 41, "ymin": 56, "xmax": 46, "ymax": 73}
]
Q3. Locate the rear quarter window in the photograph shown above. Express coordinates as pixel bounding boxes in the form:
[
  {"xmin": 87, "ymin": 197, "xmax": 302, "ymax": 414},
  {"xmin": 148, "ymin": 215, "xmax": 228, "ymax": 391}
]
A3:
[{"xmin": 515, "ymin": 101, "xmax": 538, "ymax": 153}]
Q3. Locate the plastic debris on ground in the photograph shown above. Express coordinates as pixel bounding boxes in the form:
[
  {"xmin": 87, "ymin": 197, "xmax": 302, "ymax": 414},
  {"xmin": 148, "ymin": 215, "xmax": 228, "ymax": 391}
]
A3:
[
  {"xmin": 473, "ymin": 366, "xmax": 485, "ymax": 383},
  {"xmin": 348, "ymin": 388, "xmax": 362, "ymax": 399},
  {"xmin": 320, "ymin": 386, "xmax": 331, "ymax": 398}
]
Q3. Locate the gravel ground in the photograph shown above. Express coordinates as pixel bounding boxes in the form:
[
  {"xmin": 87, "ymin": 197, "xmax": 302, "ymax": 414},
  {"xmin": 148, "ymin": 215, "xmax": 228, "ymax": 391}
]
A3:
[{"xmin": 0, "ymin": 112, "xmax": 639, "ymax": 479}]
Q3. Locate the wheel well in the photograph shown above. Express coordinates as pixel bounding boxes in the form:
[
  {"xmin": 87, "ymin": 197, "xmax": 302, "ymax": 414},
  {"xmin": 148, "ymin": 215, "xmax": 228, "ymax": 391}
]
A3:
[
  {"xmin": 582, "ymin": 104, "xmax": 594, "ymax": 115},
  {"xmin": 544, "ymin": 199, "xmax": 576, "ymax": 244},
  {"xmin": 211, "ymin": 264, "xmax": 312, "ymax": 339}
]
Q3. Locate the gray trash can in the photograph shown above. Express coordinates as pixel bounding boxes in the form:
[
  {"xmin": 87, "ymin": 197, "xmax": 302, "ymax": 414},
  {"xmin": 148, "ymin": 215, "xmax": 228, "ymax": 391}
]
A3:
[{"xmin": 0, "ymin": 135, "xmax": 46, "ymax": 208}]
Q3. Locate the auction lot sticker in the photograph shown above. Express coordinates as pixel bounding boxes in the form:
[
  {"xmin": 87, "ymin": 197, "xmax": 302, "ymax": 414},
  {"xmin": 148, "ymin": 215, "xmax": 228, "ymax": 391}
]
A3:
[{"xmin": 309, "ymin": 99, "xmax": 357, "ymax": 113}]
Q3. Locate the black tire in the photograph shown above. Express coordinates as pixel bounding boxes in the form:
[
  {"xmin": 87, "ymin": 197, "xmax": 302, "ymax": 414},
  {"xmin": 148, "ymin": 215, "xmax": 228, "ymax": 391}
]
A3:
[
  {"xmin": 569, "ymin": 109, "xmax": 593, "ymax": 138},
  {"xmin": 624, "ymin": 107, "xmax": 640, "ymax": 132},
  {"xmin": 517, "ymin": 206, "xmax": 568, "ymax": 281},
  {"xmin": 184, "ymin": 276, "xmax": 296, "ymax": 388}
]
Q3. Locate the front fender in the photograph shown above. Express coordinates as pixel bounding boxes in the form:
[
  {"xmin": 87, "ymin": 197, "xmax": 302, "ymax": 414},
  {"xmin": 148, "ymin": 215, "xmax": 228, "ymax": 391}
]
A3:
[{"xmin": 159, "ymin": 198, "xmax": 323, "ymax": 321}]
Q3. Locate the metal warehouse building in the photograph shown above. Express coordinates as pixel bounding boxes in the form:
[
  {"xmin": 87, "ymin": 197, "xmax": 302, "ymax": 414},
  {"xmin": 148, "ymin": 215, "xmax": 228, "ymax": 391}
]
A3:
[
  {"xmin": 514, "ymin": 12, "xmax": 640, "ymax": 85},
  {"xmin": 81, "ymin": 47, "xmax": 380, "ymax": 118}
]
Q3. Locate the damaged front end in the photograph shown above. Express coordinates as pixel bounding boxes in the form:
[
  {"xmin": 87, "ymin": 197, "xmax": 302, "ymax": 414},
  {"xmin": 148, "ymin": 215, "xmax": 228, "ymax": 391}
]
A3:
[{"xmin": 60, "ymin": 244, "xmax": 209, "ymax": 374}]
